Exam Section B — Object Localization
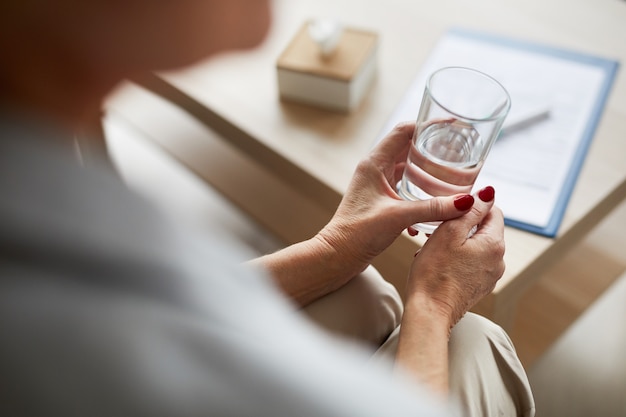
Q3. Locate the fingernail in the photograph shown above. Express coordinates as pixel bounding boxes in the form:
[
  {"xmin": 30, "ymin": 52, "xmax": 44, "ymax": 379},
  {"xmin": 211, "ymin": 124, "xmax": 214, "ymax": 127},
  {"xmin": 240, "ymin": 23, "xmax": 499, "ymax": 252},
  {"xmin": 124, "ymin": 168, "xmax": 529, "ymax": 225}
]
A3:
[
  {"xmin": 478, "ymin": 186, "xmax": 495, "ymax": 202},
  {"xmin": 454, "ymin": 194, "xmax": 474, "ymax": 211}
]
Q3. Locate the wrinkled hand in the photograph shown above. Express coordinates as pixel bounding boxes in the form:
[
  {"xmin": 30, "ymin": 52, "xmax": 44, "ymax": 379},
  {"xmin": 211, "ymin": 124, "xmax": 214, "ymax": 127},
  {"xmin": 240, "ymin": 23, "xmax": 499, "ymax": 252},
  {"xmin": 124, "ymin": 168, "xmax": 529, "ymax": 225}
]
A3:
[
  {"xmin": 316, "ymin": 122, "xmax": 475, "ymax": 276},
  {"xmin": 405, "ymin": 187, "xmax": 506, "ymax": 328}
]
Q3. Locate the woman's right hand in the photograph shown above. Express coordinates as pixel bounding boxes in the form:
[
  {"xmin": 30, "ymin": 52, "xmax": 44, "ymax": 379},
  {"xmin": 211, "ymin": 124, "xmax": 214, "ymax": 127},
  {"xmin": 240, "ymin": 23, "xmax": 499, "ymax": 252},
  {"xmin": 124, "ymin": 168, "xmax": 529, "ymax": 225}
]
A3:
[{"xmin": 404, "ymin": 186, "xmax": 506, "ymax": 330}]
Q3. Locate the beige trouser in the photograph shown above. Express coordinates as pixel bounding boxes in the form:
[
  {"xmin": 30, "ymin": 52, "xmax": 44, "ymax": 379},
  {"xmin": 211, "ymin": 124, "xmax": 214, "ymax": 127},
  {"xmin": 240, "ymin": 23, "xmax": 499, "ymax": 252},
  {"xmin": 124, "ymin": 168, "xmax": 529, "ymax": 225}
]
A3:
[{"xmin": 303, "ymin": 265, "xmax": 536, "ymax": 417}]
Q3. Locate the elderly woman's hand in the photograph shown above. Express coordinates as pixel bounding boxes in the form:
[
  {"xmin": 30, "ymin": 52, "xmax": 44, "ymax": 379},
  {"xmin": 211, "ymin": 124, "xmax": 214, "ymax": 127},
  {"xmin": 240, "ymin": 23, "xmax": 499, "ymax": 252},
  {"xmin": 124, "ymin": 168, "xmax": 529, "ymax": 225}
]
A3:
[
  {"xmin": 405, "ymin": 186, "xmax": 505, "ymax": 329},
  {"xmin": 315, "ymin": 122, "xmax": 475, "ymax": 277},
  {"xmin": 251, "ymin": 122, "xmax": 483, "ymax": 306}
]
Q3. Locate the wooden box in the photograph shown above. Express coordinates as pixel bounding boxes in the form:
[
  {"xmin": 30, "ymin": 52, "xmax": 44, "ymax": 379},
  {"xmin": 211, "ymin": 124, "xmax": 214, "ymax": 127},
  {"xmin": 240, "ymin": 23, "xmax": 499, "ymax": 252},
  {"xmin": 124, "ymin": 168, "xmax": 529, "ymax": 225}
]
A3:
[{"xmin": 277, "ymin": 23, "xmax": 378, "ymax": 112}]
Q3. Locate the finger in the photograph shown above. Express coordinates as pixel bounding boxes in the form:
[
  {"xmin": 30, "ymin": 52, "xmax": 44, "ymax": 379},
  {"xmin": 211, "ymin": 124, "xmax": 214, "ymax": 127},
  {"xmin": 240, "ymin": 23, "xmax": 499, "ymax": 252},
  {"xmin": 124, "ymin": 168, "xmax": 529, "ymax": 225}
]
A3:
[
  {"xmin": 395, "ymin": 193, "xmax": 475, "ymax": 228},
  {"xmin": 460, "ymin": 185, "xmax": 497, "ymax": 229},
  {"xmin": 393, "ymin": 162, "xmax": 407, "ymax": 187},
  {"xmin": 434, "ymin": 186, "xmax": 496, "ymax": 241},
  {"xmin": 467, "ymin": 187, "xmax": 504, "ymax": 239},
  {"xmin": 474, "ymin": 205, "xmax": 505, "ymax": 239},
  {"xmin": 370, "ymin": 122, "xmax": 416, "ymax": 164}
]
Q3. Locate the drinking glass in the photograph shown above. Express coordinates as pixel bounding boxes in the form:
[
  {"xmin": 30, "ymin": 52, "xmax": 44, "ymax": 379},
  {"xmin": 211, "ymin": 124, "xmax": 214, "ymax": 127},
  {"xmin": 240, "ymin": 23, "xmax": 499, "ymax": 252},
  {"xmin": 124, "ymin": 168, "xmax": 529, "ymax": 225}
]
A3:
[{"xmin": 398, "ymin": 66, "xmax": 511, "ymax": 234}]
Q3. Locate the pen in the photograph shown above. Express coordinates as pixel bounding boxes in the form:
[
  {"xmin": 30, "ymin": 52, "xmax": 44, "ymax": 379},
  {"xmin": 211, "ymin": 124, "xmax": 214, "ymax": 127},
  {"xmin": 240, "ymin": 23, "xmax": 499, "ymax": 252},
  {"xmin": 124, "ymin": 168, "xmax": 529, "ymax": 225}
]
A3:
[{"xmin": 500, "ymin": 104, "xmax": 551, "ymax": 136}]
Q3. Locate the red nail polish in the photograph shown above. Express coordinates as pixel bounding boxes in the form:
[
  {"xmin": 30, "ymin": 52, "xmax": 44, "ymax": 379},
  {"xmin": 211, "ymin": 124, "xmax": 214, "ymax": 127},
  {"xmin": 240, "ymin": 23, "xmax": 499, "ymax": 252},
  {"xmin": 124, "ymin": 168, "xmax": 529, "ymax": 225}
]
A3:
[
  {"xmin": 478, "ymin": 186, "xmax": 495, "ymax": 202},
  {"xmin": 454, "ymin": 194, "xmax": 474, "ymax": 211}
]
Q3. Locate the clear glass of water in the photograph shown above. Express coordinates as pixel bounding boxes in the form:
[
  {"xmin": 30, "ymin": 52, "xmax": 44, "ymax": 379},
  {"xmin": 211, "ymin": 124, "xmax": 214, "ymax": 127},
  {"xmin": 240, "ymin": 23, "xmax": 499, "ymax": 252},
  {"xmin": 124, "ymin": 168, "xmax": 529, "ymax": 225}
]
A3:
[{"xmin": 398, "ymin": 66, "xmax": 511, "ymax": 234}]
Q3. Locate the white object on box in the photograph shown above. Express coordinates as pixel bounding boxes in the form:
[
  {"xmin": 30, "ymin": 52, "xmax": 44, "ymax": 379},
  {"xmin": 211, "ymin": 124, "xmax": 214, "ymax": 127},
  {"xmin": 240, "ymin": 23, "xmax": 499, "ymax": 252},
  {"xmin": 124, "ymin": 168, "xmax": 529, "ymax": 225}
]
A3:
[
  {"xmin": 277, "ymin": 21, "xmax": 378, "ymax": 112},
  {"xmin": 307, "ymin": 18, "xmax": 344, "ymax": 57}
]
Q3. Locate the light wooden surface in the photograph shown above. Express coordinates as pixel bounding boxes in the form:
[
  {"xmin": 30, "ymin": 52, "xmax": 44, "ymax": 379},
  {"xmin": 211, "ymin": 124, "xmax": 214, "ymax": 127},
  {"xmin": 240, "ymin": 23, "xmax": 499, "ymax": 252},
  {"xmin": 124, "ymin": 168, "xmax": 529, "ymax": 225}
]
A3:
[{"xmin": 107, "ymin": 0, "xmax": 626, "ymax": 334}]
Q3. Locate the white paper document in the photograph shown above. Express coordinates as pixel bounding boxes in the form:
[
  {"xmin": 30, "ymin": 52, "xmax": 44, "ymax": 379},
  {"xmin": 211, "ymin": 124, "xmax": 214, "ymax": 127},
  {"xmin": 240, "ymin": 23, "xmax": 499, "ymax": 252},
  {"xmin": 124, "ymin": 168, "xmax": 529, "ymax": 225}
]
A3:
[{"xmin": 381, "ymin": 29, "xmax": 618, "ymax": 236}]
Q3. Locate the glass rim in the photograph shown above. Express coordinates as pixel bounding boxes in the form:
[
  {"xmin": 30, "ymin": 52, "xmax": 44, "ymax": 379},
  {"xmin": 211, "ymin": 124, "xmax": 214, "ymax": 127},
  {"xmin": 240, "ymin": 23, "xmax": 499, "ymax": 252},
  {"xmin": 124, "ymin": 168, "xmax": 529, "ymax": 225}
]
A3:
[{"xmin": 426, "ymin": 66, "xmax": 512, "ymax": 122}]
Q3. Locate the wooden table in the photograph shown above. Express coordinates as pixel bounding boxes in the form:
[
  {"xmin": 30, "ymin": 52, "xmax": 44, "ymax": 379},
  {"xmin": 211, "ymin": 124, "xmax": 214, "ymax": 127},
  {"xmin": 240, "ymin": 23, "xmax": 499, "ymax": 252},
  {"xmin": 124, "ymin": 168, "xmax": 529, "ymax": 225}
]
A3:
[{"xmin": 106, "ymin": 0, "xmax": 626, "ymax": 346}]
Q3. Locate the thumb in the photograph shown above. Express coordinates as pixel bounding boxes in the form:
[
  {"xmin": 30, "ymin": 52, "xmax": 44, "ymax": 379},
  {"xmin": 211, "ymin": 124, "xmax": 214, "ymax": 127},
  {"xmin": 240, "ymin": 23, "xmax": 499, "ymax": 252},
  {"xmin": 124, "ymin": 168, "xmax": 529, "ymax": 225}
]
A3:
[
  {"xmin": 437, "ymin": 186, "xmax": 497, "ymax": 239},
  {"xmin": 398, "ymin": 193, "xmax": 475, "ymax": 227}
]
